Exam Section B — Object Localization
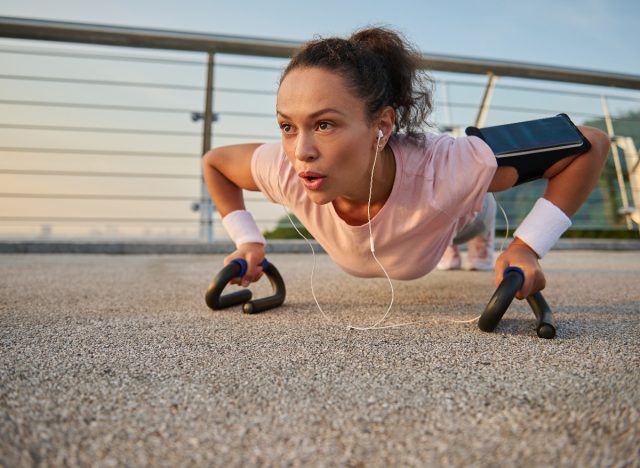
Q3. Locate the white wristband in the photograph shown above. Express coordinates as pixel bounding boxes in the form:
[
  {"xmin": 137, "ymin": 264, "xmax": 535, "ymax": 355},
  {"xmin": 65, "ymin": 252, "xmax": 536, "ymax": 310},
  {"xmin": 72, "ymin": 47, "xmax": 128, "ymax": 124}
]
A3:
[
  {"xmin": 514, "ymin": 198, "xmax": 571, "ymax": 258},
  {"xmin": 221, "ymin": 210, "xmax": 266, "ymax": 247}
]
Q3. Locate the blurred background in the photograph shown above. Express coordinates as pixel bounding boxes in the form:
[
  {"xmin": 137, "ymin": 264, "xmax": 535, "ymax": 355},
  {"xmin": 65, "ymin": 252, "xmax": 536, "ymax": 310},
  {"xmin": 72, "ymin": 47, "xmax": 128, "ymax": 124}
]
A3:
[{"xmin": 1, "ymin": 0, "xmax": 639, "ymax": 242}]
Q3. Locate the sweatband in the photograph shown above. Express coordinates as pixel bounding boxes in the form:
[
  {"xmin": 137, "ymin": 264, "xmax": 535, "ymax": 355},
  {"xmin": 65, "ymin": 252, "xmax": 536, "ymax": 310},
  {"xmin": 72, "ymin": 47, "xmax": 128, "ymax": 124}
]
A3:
[
  {"xmin": 514, "ymin": 198, "xmax": 571, "ymax": 258},
  {"xmin": 221, "ymin": 210, "xmax": 266, "ymax": 247}
]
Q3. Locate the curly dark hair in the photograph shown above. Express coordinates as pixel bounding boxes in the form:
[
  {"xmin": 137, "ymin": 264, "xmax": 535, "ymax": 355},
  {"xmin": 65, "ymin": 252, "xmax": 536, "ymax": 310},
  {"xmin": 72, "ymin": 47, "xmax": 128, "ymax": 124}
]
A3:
[{"xmin": 280, "ymin": 26, "xmax": 434, "ymax": 137}]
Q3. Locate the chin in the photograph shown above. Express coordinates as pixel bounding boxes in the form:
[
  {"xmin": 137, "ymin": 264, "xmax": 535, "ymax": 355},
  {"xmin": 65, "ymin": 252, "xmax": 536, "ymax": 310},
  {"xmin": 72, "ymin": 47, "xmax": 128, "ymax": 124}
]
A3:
[{"xmin": 306, "ymin": 190, "xmax": 334, "ymax": 206}]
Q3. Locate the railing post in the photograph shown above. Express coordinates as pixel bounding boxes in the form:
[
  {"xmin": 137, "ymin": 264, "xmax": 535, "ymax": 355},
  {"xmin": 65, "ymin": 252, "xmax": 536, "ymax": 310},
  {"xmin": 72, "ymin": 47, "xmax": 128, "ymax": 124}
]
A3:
[
  {"xmin": 474, "ymin": 73, "xmax": 498, "ymax": 127},
  {"xmin": 441, "ymin": 81, "xmax": 452, "ymax": 128},
  {"xmin": 200, "ymin": 52, "xmax": 215, "ymax": 242},
  {"xmin": 619, "ymin": 137, "xmax": 640, "ymax": 232},
  {"xmin": 601, "ymin": 96, "xmax": 633, "ymax": 229}
]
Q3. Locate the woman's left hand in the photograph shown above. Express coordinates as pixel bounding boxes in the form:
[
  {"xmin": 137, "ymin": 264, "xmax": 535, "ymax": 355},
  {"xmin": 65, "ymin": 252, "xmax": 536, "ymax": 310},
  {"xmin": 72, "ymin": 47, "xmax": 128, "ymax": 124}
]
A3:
[{"xmin": 495, "ymin": 238, "xmax": 546, "ymax": 300}]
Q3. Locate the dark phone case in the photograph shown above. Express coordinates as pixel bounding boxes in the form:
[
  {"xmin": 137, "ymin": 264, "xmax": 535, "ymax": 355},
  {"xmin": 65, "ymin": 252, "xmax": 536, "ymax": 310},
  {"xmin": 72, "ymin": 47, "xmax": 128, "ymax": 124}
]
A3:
[{"xmin": 465, "ymin": 114, "xmax": 592, "ymax": 185}]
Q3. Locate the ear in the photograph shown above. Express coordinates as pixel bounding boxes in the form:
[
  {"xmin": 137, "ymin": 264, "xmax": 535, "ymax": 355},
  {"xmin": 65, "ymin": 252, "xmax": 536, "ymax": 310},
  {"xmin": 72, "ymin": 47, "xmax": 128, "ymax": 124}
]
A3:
[{"xmin": 376, "ymin": 106, "xmax": 396, "ymax": 141}]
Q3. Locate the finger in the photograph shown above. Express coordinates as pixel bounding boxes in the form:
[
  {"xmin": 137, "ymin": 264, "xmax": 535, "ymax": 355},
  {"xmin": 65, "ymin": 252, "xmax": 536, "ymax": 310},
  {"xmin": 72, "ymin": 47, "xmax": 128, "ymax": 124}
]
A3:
[
  {"xmin": 530, "ymin": 271, "xmax": 546, "ymax": 296},
  {"xmin": 495, "ymin": 258, "xmax": 507, "ymax": 287},
  {"xmin": 242, "ymin": 267, "xmax": 264, "ymax": 287},
  {"xmin": 245, "ymin": 253, "xmax": 264, "ymax": 280},
  {"xmin": 517, "ymin": 269, "xmax": 535, "ymax": 300},
  {"xmin": 223, "ymin": 251, "xmax": 244, "ymax": 266}
]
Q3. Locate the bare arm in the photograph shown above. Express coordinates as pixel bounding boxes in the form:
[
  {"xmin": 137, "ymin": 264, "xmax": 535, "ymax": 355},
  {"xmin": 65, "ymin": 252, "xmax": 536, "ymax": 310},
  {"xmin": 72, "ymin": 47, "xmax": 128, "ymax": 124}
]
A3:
[
  {"xmin": 488, "ymin": 126, "xmax": 611, "ymax": 299},
  {"xmin": 201, "ymin": 143, "xmax": 265, "ymax": 285},
  {"xmin": 201, "ymin": 143, "xmax": 262, "ymax": 217},
  {"xmin": 487, "ymin": 126, "xmax": 611, "ymax": 209}
]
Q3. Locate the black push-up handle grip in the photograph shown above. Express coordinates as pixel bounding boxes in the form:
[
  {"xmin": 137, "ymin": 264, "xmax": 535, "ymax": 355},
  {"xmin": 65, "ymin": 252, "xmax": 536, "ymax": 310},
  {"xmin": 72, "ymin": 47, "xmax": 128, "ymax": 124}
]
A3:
[
  {"xmin": 527, "ymin": 292, "xmax": 556, "ymax": 339},
  {"xmin": 205, "ymin": 258, "xmax": 286, "ymax": 314},
  {"xmin": 478, "ymin": 266, "xmax": 556, "ymax": 339}
]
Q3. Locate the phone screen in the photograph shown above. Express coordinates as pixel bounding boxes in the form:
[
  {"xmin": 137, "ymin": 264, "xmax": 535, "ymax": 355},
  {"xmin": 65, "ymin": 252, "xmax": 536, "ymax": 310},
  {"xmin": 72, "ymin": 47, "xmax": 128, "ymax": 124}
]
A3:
[{"xmin": 479, "ymin": 115, "xmax": 584, "ymax": 157}]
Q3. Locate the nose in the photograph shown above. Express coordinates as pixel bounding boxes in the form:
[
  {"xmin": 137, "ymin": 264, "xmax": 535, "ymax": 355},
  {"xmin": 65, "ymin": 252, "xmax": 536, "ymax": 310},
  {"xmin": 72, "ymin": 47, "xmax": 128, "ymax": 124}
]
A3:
[{"xmin": 294, "ymin": 131, "xmax": 317, "ymax": 162}]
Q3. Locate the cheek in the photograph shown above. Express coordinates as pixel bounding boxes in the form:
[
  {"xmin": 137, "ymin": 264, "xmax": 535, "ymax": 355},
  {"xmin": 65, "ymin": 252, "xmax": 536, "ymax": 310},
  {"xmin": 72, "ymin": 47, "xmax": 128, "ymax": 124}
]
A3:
[
  {"xmin": 280, "ymin": 138, "xmax": 293, "ymax": 156},
  {"xmin": 332, "ymin": 137, "xmax": 370, "ymax": 169}
]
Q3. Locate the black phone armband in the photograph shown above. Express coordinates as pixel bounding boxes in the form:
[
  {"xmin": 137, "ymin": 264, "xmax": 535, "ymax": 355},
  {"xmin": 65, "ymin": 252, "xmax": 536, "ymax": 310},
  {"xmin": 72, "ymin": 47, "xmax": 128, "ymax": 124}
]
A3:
[{"xmin": 465, "ymin": 114, "xmax": 592, "ymax": 186}]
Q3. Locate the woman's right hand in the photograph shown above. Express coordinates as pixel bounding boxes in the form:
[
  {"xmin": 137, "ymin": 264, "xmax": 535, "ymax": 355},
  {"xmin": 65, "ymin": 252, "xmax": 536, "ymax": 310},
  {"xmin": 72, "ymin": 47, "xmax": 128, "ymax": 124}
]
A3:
[{"xmin": 223, "ymin": 242, "xmax": 266, "ymax": 287}]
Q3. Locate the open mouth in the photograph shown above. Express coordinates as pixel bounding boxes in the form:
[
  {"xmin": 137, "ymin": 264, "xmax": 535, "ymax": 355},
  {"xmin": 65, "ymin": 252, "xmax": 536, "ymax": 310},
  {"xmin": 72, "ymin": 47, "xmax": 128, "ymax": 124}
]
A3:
[{"xmin": 299, "ymin": 171, "xmax": 326, "ymax": 190}]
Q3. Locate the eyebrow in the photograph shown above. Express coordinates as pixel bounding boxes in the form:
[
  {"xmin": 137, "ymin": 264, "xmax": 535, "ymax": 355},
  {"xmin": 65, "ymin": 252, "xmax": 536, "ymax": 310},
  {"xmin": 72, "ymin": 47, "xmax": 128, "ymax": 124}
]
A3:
[{"xmin": 276, "ymin": 107, "xmax": 346, "ymax": 120}]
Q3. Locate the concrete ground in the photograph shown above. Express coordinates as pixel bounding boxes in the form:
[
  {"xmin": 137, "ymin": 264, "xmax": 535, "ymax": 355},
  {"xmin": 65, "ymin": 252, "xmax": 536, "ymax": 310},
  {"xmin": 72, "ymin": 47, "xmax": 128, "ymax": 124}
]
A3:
[{"xmin": 1, "ymin": 251, "xmax": 638, "ymax": 467}]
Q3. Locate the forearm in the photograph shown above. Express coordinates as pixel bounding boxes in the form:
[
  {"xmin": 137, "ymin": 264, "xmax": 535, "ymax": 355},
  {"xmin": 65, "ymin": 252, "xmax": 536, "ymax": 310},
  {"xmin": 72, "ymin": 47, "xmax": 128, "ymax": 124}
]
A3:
[
  {"xmin": 202, "ymin": 153, "xmax": 245, "ymax": 217},
  {"xmin": 543, "ymin": 149, "xmax": 608, "ymax": 217},
  {"xmin": 542, "ymin": 127, "xmax": 610, "ymax": 217},
  {"xmin": 509, "ymin": 127, "xmax": 610, "ymax": 259}
]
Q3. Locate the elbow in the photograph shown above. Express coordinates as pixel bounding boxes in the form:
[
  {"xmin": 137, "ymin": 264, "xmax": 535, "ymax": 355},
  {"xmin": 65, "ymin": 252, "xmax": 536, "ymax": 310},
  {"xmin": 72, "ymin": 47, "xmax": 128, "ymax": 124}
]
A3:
[
  {"xmin": 201, "ymin": 147, "xmax": 221, "ymax": 171},
  {"xmin": 580, "ymin": 126, "xmax": 611, "ymax": 160}
]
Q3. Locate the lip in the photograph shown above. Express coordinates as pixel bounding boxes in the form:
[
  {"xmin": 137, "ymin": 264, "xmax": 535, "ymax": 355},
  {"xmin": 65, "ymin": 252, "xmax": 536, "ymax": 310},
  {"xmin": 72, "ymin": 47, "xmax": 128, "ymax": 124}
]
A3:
[{"xmin": 298, "ymin": 171, "xmax": 327, "ymax": 191}]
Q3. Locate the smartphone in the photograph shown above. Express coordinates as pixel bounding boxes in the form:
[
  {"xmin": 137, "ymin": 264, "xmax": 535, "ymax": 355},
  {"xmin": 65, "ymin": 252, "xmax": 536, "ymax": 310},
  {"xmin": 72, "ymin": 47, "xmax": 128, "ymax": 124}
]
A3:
[{"xmin": 465, "ymin": 114, "xmax": 589, "ymax": 158}]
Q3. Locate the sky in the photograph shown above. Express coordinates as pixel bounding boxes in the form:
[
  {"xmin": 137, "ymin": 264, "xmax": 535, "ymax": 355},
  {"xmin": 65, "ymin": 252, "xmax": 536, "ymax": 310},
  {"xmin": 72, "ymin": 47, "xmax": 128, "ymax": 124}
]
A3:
[
  {"xmin": 1, "ymin": 0, "xmax": 639, "ymax": 240},
  {"xmin": 2, "ymin": 0, "xmax": 639, "ymax": 75}
]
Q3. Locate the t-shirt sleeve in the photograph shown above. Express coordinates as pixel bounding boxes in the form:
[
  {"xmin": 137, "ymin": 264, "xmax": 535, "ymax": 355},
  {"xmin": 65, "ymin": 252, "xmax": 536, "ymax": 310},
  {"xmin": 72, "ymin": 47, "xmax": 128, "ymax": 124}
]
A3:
[
  {"xmin": 430, "ymin": 135, "xmax": 497, "ymax": 219},
  {"xmin": 250, "ymin": 142, "xmax": 287, "ymax": 205}
]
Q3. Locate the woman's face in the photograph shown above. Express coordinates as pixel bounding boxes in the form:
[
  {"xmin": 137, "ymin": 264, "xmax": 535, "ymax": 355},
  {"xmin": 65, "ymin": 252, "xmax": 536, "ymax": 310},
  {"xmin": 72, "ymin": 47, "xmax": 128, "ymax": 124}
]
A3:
[{"xmin": 276, "ymin": 66, "xmax": 378, "ymax": 205}]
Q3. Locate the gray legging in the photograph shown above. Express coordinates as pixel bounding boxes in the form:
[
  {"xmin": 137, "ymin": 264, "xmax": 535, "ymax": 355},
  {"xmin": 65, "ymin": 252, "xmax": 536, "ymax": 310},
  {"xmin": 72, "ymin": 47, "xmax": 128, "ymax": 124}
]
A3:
[{"xmin": 452, "ymin": 193, "xmax": 497, "ymax": 245}]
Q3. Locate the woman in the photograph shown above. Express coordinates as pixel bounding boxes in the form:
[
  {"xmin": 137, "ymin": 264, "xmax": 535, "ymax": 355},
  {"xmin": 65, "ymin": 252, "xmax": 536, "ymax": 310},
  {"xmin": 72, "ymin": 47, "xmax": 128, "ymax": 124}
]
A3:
[{"xmin": 202, "ymin": 27, "xmax": 610, "ymax": 301}]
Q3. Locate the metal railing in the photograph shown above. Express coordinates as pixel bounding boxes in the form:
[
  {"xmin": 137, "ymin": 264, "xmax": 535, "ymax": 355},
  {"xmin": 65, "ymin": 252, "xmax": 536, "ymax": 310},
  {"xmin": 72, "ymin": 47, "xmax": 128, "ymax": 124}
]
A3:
[{"xmin": 1, "ymin": 16, "xmax": 639, "ymax": 241}]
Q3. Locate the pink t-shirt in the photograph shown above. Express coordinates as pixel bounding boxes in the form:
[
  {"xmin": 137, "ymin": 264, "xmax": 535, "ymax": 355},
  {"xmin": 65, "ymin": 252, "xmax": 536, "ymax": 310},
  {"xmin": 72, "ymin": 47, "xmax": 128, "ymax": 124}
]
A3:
[{"xmin": 251, "ymin": 133, "xmax": 497, "ymax": 280}]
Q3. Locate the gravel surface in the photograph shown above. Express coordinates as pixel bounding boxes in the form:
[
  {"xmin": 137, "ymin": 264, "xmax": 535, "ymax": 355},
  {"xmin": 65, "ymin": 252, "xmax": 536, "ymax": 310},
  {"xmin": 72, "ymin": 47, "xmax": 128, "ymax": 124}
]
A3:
[{"xmin": 1, "ymin": 251, "xmax": 639, "ymax": 467}]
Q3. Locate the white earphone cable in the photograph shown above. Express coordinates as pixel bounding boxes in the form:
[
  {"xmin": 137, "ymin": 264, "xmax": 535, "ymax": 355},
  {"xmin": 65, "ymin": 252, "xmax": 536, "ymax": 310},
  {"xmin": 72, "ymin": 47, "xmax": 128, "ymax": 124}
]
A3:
[
  {"xmin": 281, "ymin": 133, "xmax": 511, "ymax": 331},
  {"xmin": 347, "ymin": 133, "xmax": 395, "ymax": 330}
]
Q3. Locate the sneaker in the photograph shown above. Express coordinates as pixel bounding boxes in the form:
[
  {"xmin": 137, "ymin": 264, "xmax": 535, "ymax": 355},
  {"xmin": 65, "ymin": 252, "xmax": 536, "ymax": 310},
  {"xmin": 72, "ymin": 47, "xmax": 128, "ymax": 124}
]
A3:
[
  {"xmin": 464, "ymin": 229, "xmax": 495, "ymax": 271},
  {"xmin": 436, "ymin": 244, "xmax": 462, "ymax": 270}
]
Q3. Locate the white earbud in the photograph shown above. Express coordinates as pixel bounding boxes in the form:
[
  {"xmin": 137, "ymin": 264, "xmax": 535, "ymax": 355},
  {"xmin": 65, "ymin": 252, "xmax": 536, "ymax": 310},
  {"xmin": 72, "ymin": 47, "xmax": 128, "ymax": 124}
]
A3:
[{"xmin": 378, "ymin": 129, "xmax": 384, "ymax": 139}]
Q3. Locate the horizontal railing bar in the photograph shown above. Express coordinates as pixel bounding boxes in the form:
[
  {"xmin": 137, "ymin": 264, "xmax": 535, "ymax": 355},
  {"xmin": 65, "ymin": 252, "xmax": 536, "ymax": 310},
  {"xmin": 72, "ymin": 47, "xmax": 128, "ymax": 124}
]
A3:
[
  {"xmin": 2, "ymin": 44, "xmax": 639, "ymax": 102},
  {"xmin": 4, "ymin": 73, "xmax": 637, "ymax": 106},
  {"xmin": 5, "ymin": 44, "xmax": 639, "ymax": 103},
  {"xmin": 0, "ymin": 192, "xmax": 266, "ymax": 202},
  {"xmin": 441, "ymin": 79, "xmax": 640, "ymax": 102},
  {"xmin": 0, "ymin": 216, "xmax": 272, "ymax": 224},
  {"xmin": 0, "ymin": 45, "xmax": 206, "ymax": 65},
  {"xmin": 4, "ymin": 191, "xmax": 591, "ymax": 205},
  {"xmin": 4, "ymin": 72, "xmax": 639, "ymax": 104},
  {"xmin": 3, "ymin": 97, "xmax": 636, "ymax": 125},
  {"xmin": 215, "ymin": 86, "xmax": 275, "ymax": 95},
  {"xmin": 0, "ymin": 169, "xmax": 199, "ymax": 179},
  {"xmin": 0, "ymin": 100, "xmax": 277, "ymax": 118},
  {"xmin": 0, "ymin": 217, "xmax": 619, "ymax": 227},
  {"xmin": 0, "ymin": 124, "xmax": 278, "ymax": 140},
  {"xmin": 218, "ymin": 110, "xmax": 275, "ymax": 118},
  {"xmin": 0, "ymin": 216, "xmax": 200, "ymax": 223},
  {"xmin": 2, "ymin": 17, "xmax": 640, "ymax": 89},
  {"xmin": 216, "ymin": 62, "xmax": 285, "ymax": 72},
  {"xmin": 435, "ymin": 101, "xmax": 608, "ymax": 120},
  {"xmin": 0, "ymin": 73, "xmax": 203, "ymax": 90},
  {"xmin": 0, "ymin": 74, "xmax": 277, "ymax": 95},
  {"xmin": 0, "ymin": 193, "xmax": 199, "ymax": 201},
  {"xmin": 0, "ymin": 99, "xmax": 196, "ymax": 114},
  {"xmin": 3, "ymin": 97, "xmax": 635, "ymax": 125},
  {"xmin": 5, "ymin": 191, "xmax": 583, "ymax": 203},
  {"xmin": 0, "ymin": 146, "xmax": 197, "ymax": 158},
  {"xmin": 0, "ymin": 123, "xmax": 200, "ymax": 136},
  {"xmin": 0, "ymin": 45, "xmax": 285, "ymax": 72},
  {"xmin": 0, "ymin": 17, "xmax": 302, "ymax": 57}
]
